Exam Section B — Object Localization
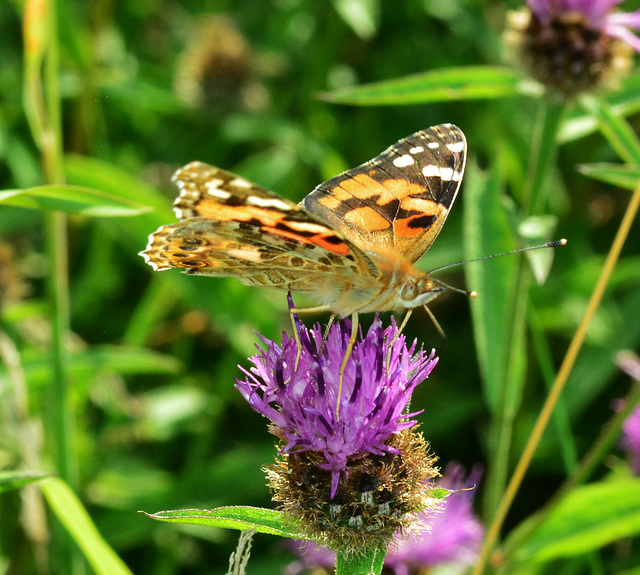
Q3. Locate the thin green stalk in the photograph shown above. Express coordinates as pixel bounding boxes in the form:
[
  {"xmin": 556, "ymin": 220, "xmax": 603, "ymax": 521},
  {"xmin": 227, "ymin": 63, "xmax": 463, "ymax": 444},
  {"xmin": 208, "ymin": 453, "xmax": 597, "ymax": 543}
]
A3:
[
  {"xmin": 483, "ymin": 99, "xmax": 566, "ymax": 521},
  {"xmin": 503, "ymin": 378, "xmax": 640, "ymax": 561},
  {"xmin": 40, "ymin": 0, "xmax": 77, "ymax": 492},
  {"xmin": 528, "ymin": 304, "xmax": 578, "ymax": 473},
  {"xmin": 472, "ymin": 176, "xmax": 640, "ymax": 575},
  {"xmin": 483, "ymin": 268, "xmax": 528, "ymax": 519},
  {"xmin": 523, "ymin": 99, "xmax": 566, "ymax": 216},
  {"xmin": 24, "ymin": 0, "xmax": 79, "ymax": 571}
]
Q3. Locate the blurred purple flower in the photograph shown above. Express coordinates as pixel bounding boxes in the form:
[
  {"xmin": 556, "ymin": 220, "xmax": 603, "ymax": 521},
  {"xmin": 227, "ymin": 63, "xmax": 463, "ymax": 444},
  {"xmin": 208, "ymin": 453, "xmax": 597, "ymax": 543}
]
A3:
[
  {"xmin": 617, "ymin": 351, "xmax": 640, "ymax": 475},
  {"xmin": 505, "ymin": 0, "xmax": 640, "ymax": 95},
  {"xmin": 621, "ymin": 407, "xmax": 640, "ymax": 475},
  {"xmin": 236, "ymin": 307, "xmax": 438, "ymax": 499},
  {"xmin": 526, "ymin": 0, "xmax": 640, "ymax": 51},
  {"xmin": 285, "ymin": 463, "xmax": 484, "ymax": 575}
]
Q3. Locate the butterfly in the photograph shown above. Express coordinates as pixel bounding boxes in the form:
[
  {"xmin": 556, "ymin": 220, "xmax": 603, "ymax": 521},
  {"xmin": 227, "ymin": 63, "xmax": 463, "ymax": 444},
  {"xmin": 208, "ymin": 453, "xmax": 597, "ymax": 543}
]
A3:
[{"xmin": 141, "ymin": 124, "xmax": 467, "ymax": 414}]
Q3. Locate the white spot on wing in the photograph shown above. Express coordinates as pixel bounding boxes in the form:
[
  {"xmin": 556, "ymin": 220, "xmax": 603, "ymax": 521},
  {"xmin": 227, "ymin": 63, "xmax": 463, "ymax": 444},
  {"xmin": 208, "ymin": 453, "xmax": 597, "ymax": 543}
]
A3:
[
  {"xmin": 287, "ymin": 221, "xmax": 330, "ymax": 234},
  {"xmin": 446, "ymin": 141, "xmax": 465, "ymax": 153},
  {"xmin": 440, "ymin": 167, "xmax": 454, "ymax": 181},
  {"xmin": 427, "ymin": 142, "xmax": 439, "ymax": 149},
  {"xmin": 205, "ymin": 179, "xmax": 231, "ymax": 199},
  {"xmin": 409, "ymin": 146, "xmax": 424, "ymax": 154},
  {"xmin": 393, "ymin": 154, "xmax": 415, "ymax": 167},
  {"xmin": 452, "ymin": 170, "xmax": 462, "ymax": 181},
  {"xmin": 247, "ymin": 196, "xmax": 292, "ymax": 210},
  {"xmin": 228, "ymin": 248, "xmax": 263, "ymax": 262},
  {"xmin": 231, "ymin": 178, "xmax": 252, "ymax": 188},
  {"xmin": 422, "ymin": 165, "xmax": 440, "ymax": 177}
]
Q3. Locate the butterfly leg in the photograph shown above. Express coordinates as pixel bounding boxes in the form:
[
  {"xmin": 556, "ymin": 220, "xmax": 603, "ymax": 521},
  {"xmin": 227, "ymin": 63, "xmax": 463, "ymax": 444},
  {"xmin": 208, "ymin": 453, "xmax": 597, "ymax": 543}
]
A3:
[
  {"xmin": 319, "ymin": 314, "xmax": 337, "ymax": 356},
  {"xmin": 288, "ymin": 302, "xmax": 333, "ymax": 370},
  {"xmin": 385, "ymin": 308, "xmax": 413, "ymax": 370},
  {"xmin": 423, "ymin": 304, "xmax": 447, "ymax": 355},
  {"xmin": 335, "ymin": 312, "xmax": 359, "ymax": 421}
]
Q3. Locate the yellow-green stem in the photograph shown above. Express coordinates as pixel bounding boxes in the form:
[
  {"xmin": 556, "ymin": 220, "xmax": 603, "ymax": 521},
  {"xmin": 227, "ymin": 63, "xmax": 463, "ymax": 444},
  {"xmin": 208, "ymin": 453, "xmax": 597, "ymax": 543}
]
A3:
[{"xmin": 472, "ymin": 177, "xmax": 640, "ymax": 575}]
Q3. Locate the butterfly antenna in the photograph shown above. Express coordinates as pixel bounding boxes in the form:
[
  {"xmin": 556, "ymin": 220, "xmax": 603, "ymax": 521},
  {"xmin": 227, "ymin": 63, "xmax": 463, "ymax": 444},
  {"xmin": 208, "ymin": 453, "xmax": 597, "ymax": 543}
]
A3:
[{"xmin": 428, "ymin": 239, "xmax": 567, "ymax": 274}]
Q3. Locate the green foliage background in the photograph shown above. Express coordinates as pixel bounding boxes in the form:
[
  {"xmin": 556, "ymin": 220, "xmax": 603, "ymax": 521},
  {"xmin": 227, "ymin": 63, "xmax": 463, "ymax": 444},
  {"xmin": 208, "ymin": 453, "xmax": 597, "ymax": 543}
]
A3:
[{"xmin": 2, "ymin": 0, "xmax": 640, "ymax": 573}]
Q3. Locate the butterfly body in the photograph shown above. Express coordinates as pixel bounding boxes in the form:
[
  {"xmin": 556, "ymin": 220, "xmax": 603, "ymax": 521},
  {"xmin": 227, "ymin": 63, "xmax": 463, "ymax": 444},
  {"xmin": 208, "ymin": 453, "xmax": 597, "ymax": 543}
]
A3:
[{"xmin": 141, "ymin": 124, "xmax": 466, "ymax": 317}]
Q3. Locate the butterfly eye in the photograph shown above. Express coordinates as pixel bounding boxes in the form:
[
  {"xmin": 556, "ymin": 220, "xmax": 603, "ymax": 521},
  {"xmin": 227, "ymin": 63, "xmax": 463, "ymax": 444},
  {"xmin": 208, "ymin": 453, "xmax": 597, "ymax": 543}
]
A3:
[{"xmin": 401, "ymin": 282, "xmax": 419, "ymax": 301}]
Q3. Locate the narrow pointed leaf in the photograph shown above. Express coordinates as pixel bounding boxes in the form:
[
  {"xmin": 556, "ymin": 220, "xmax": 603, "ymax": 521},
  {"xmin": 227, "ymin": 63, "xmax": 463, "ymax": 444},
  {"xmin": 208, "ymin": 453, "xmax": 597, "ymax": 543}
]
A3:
[
  {"xmin": 509, "ymin": 478, "xmax": 640, "ymax": 565},
  {"xmin": 580, "ymin": 95, "xmax": 640, "ymax": 165},
  {"xmin": 0, "ymin": 185, "xmax": 151, "ymax": 216},
  {"xmin": 142, "ymin": 506, "xmax": 306, "ymax": 539},
  {"xmin": 578, "ymin": 163, "xmax": 640, "ymax": 190},
  {"xmin": 463, "ymin": 163, "xmax": 520, "ymax": 413},
  {"xmin": 320, "ymin": 66, "xmax": 522, "ymax": 106},
  {"xmin": 0, "ymin": 471, "xmax": 53, "ymax": 493},
  {"xmin": 41, "ymin": 478, "xmax": 133, "ymax": 575}
]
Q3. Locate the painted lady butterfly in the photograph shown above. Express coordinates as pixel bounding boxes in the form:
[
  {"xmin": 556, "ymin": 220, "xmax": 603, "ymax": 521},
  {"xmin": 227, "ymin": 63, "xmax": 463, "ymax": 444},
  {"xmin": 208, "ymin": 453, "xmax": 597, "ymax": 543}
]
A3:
[{"xmin": 140, "ymin": 124, "xmax": 467, "ymax": 320}]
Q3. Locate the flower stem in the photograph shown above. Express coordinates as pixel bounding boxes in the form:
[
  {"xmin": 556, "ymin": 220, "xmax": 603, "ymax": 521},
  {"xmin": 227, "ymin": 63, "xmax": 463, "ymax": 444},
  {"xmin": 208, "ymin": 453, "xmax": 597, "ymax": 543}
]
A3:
[
  {"xmin": 335, "ymin": 544, "xmax": 386, "ymax": 575},
  {"xmin": 472, "ymin": 171, "xmax": 640, "ymax": 575},
  {"xmin": 523, "ymin": 98, "xmax": 566, "ymax": 216},
  {"xmin": 24, "ymin": 0, "xmax": 78, "ymax": 571}
]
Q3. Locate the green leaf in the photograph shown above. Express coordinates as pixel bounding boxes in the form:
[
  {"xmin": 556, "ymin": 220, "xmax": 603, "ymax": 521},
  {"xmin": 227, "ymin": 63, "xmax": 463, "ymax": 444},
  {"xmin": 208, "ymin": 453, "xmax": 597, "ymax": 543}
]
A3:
[
  {"xmin": 462, "ymin": 162, "xmax": 520, "ymax": 413},
  {"xmin": 320, "ymin": 66, "xmax": 522, "ymax": 106},
  {"xmin": 336, "ymin": 542, "xmax": 386, "ymax": 575},
  {"xmin": 332, "ymin": 0, "xmax": 379, "ymax": 40},
  {"xmin": 579, "ymin": 95, "xmax": 640, "ymax": 165},
  {"xmin": 41, "ymin": 478, "xmax": 133, "ymax": 575},
  {"xmin": 0, "ymin": 346, "xmax": 182, "ymax": 389},
  {"xmin": 0, "ymin": 185, "xmax": 151, "ymax": 216},
  {"xmin": 0, "ymin": 471, "xmax": 53, "ymax": 493},
  {"xmin": 560, "ymin": 74, "xmax": 640, "ymax": 142},
  {"xmin": 509, "ymin": 478, "xmax": 640, "ymax": 565},
  {"xmin": 517, "ymin": 215, "xmax": 560, "ymax": 284},
  {"xmin": 142, "ymin": 506, "xmax": 306, "ymax": 539},
  {"xmin": 578, "ymin": 163, "xmax": 640, "ymax": 191}
]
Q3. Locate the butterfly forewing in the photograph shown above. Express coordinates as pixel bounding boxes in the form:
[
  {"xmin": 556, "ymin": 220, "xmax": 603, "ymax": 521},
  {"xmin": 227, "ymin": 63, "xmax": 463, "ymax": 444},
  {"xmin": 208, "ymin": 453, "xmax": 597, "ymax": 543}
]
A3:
[{"xmin": 301, "ymin": 124, "xmax": 466, "ymax": 264}]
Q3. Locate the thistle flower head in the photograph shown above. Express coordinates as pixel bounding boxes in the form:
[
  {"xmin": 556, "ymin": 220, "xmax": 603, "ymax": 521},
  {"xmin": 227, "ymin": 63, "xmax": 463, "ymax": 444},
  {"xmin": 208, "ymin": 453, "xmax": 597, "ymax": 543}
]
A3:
[
  {"xmin": 285, "ymin": 463, "xmax": 484, "ymax": 574},
  {"xmin": 236, "ymin": 305, "xmax": 440, "ymax": 550},
  {"xmin": 505, "ymin": 0, "xmax": 640, "ymax": 96}
]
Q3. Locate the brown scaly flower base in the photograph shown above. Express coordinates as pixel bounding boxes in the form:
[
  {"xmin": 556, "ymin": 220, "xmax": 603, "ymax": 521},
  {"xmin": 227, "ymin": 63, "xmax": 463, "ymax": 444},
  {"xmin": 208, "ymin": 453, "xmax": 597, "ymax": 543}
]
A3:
[
  {"xmin": 265, "ymin": 428, "xmax": 441, "ymax": 554},
  {"xmin": 505, "ymin": 8, "xmax": 633, "ymax": 97}
]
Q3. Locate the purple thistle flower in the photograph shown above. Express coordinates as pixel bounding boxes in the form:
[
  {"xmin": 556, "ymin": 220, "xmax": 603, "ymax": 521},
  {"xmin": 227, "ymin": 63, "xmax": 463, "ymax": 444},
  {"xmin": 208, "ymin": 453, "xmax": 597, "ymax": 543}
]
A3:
[
  {"xmin": 506, "ymin": 0, "xmax": 640, "ymax": 95},
  {"xmin": 236, "ymin": 311, "xmax": 438, "ymax": 499},
  {"xmin": 384, "ymin": 463, "xmax": 484, "ymax": 573},
  {"xmin": 285, "ymin": 464, "xmax": 484, "ymax": 575},
  {"xmin": 236, "ymin": 305, "xmax": 443, "ymax": 551},
  {"xmin": 621, "ymin": 406, "xmax": 640, "ymax": 475},
  {"xmin": 617, "ymin": 351, "xmax": 640, "ymax": 475},
  {"xmin": 526, "ymin": 0, "xmax": 640, "ymax": 51}
]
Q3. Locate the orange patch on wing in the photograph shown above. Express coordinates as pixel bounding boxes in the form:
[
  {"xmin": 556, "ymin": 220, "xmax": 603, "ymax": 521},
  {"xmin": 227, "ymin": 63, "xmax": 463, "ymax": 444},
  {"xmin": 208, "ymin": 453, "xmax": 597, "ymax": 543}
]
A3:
[
  {"xmin": 339, "ymin": 174, "xmax": 396, "ymax": 204},
  {"xmin": 330, "ymin": 186, "xmax": 353, "ymax": 201},
  {"xmin": 383, "ymin": 179, "xmax": 428, "ymax": 201},
  {"xmin": 317, "ymin": 195, "xmax": 342, "ymax": 210},
  {"xmin": 338, "ymin": 175, "xmax": 429, "ymax": 207},
  {"xmin": 394, "ymin": 214, "xmax": 433, "ymax": 239},
  {"xmin": 197, "ymin": 199, "xmax": 285, "ymax": 226},
  {"xmin": 261, "ymin": 226, "xmax": 351, "ymax": 256},
  {"xmin": 400, "ymin": 197, "xmax": 440, "ymax": 214},
  {"xmin": 344, "ymin": 206, "xmax": 390, "ymax": 231}
]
